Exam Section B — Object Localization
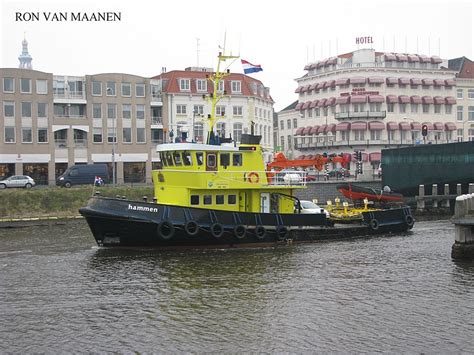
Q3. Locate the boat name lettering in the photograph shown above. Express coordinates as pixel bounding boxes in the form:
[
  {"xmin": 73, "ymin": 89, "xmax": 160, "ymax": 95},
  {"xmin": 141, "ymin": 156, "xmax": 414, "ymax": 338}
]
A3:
[{"xmin": 128, "ymin": 204, "xmax": 158, "ymax": 213}]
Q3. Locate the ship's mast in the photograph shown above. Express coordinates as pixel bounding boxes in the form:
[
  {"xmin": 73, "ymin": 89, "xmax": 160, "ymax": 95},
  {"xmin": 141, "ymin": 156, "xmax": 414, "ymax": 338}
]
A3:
[{"xmin": 206, "ymin": 39, "xmax": 239, "ymax": 144}]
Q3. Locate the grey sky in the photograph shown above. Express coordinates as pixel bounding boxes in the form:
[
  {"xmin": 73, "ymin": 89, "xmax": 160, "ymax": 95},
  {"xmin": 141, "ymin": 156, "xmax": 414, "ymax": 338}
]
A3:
[{"xmin": 1, "ymin": 0, "xmax": 473, "ymax": 111}]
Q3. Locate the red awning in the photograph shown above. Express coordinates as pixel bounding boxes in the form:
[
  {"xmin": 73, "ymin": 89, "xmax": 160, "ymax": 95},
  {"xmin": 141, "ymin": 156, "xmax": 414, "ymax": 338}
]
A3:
[
  {"xmin": 384, "ymin": 53, "xmax": 396, "ymax": 61},
  {"xmin": 386, "ymin": 77, "xmax": 398, "ymax": 85},
  {"xmin": 398, "ymin": 95, "xmax": 410, "ymax": 104},
  {"xmin": 316, "ymin": 61, "xmax": 324, "ymax": 68},
  {"xmin": 410, "ymin": 78, "xmax": 422, "ymax": 85},
  {"xmin": 295, "ymin": 86, "xmax": 303, "ymax": 93},
  {"xmin": 399, "ymin": 122, "xmax": 411, "ymax": 131},
  {"xmin": 301, "ymin": 101, "xmax": 311, "ymax": 110},
  {"xmin": 399, "ymin": 78, "xmax": 410, "ymax": 85},
  {"xmin": 317, "ymin": 99, "xmax": 327, "ymax": 107},
  {"xmin": 422, "ymin": 96, "xmax": 434, "ymax": 104},
  {"xmin": 316, "ymin": 82, "xmax": 325, "ymax": 90},
  {"xmin": 419, "ymin": 55, "xmax": 431, "ymax": 63},
  {"xmin": 368, "ymin": 77, "xmax": 384, "ymax": 84},
  {"xmin": 317, "ymin": 125, "xmax": 327, "ymax": 134},
  {"xmin": 369, "ymin": 152, "xmax": 381, "ymax": 162},
  {"xmin": 423, "ymin": 122, "xmax": 434, "ymax": 130},
  {"xmin": 411, "ymin": 95, "xmax": 422, "ymax": 104},
  {"xmin": 325, "ymin": 80, "xmax": 336, "ymax": 88},
  {"xmin": 325, "ymin": 123, "xmax": 336, "ymax": 133},
  {"xmin": 303, "ymin": 126, "xmax": 313, "ymax": 135},
  {"xmin": 295, "ymin": 102, "xmax": 303, "ymax": 110},
  {"xmin": 386, "ymin": 121, "xmax": 399, "ymax": 130},
  {"xmin": 300, "ymin": 85, "xmax": 308, "ymax": 93},
  {"xmin": 445, "ymin": 123, "xmax": 457, "ymax": 131},
  {"xmin": 434, "ymin": 79, "xmax": 445, "ymax": 86},
  {"xmin": 368, "ymin": 121, "xmax": 385, "ymax": 130},
  {"xmin": 310, "ymin": 100, "xmax": 319, "ymax": 108},
  {"xmin": 431, "ymin": 56, "xmax": 443, "ymax": 64},
  {"xmin": 350, "ymin": 77, "xmax": 366, "ymax": 84},
  {"xmin": 411, "ymin": 122, "xmax": 421, "ymax": 131},
  {"xmin": 361, "ymin": 153, "xmax": 369, "ymax": 162},
  {"xmin": 434, "ymin": 122, "xmax": 444, "ymax": 130},
  {"xmin": 335, "ymin": 78, "xmax": 349, "ymax": 86},
  {"xmin": 309, "ymin": 63, "xmax": 318, "ymax": 70},
  {"xmin": 368, "ymin": 95, "xmax": 384, "ymax": 103},
  {"xmin": 350, "ymin": 95, "xmax": 367, "ymax": 103},
  {"xmin": 433, "ymin": 96, "xmax": 445, "ymax": 104},
  {"xmin": 445, "ymin": 96, "xmax": 456, "ymax": 104},
  {"xmin": 326, "ymin": 97, "xmax": 336, "ymax": 106},
  {"xmin": 310, "ymin": 125, "xmax": 320, "ymax": 135},
  {"xmin": 351, "ymin": 122, "xmax": 367, "ymax": 130},
  {"xmin": 422, "ymin": 79, "xmax": 434, "ymax": 86},
  {"xmin": 304, "ymin": 64, "xmax": 311, "ymax": 70},
  {"xmin": 309, "ymin": 83, "xmax": 318, "ymax": 91},
  {"xmin": 295, "ymin": 127, "xmax": 304, "ymax": 135},
  {"xmin": 326, "ymin": 57, "xmax": 337, "ymax": 65},
  {"xmin": 386, "ymin": 95, "xmax": 398, "ymax": 103},
  {"xmin": 336, "ymin": 96, "xmax": 350, "ymax": 104},
  {"xmin": 335, "ymin": 122, "xmax": 350, "ymax": 131},
  {"xmin": 408, "ymin": 54, "xmax": 420, "ymax": 62},
  {"xmin": 396, "ymin": 54, "xmax": 408, "ymax": 61},
  {"xmin": 445, "ymin": 79, "xmax": 455, "ymax": 87}
]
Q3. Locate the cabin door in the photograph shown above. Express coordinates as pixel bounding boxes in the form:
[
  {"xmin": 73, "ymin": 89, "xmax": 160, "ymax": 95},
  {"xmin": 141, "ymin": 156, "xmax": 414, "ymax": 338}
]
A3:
[
  {"xmin": 260, "ymin": 193, "xmax": 270, "ymax": 213},
  {"xmin": 206, "ymin": 152, "xmax": 217, "ymax": 172},
  {"xmin": 239, "ymin": 192, "xmax": 246, "ymax": 212}
]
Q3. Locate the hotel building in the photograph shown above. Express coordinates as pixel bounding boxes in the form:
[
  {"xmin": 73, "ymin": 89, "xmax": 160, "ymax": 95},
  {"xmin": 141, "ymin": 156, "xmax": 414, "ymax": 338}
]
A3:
[{"xmin": 278, "ymin": 48, "xmax": 460, "ymax": 173}]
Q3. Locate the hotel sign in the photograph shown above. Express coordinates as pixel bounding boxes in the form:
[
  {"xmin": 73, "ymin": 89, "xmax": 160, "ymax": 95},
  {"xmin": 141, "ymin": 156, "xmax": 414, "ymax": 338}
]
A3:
[
  {"xmin": 341, "ymin": 88, "xmax": 379, "ymax": 96},
  {"xmin": 355, "ymin": 36, "xmax": 374, "ymax": 44}
]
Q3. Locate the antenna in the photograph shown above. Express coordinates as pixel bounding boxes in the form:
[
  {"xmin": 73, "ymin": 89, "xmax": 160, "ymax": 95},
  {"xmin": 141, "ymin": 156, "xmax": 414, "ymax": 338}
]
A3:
[
  {"xmin": 416, "ymin": 37, "xmax": 419, "ymax": 54},
  {"xmin": 405, "ymin": 36, "xmax": 407, "ymax": 53},
  {"xmin": 196, "ymin": 37, "xmax": 200, "ymax": 67},
  {"xmin": 393, "ymin": 36, "xmax": 395, "ymax": 52},
  {"xmin": 336, "ymin": 38, "xmax": 338, "ymax": 56},
  {"xmin": 383, "ymin": 37, "xmax": 385, "ymax": 52},
  {"xmin": 438, "ymin": 37, "xmax": 441, "ymax": 56},
  {"xmin": 428, "ymin": 36, "xmax": 431, "ymax": 55},
  {"xmin": 329, "ymin": 40, "xmax": 331, "ymax": 57}
]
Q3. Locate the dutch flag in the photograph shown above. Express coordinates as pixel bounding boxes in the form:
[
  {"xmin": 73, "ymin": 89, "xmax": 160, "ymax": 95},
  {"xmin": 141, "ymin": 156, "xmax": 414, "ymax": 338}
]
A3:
[{"xmin": 241, "ymin": 59, "xmax": 263, "ymax": 74}]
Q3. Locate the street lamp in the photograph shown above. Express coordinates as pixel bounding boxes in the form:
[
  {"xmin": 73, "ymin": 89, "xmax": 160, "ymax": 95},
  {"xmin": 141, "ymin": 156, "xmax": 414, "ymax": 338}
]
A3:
[{"xmin": 192, "ymin": 109, "xmax": 196, "ymax": 143}]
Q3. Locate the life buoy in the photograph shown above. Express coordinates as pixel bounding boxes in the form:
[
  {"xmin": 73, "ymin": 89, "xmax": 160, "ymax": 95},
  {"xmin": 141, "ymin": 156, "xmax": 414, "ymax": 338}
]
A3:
[
  {"xmin": 247, "ymin": 172, "xmax": 260, "ymax": 184},
  {"xmin": 276, "ymin": 226, "xmax": 288, "ymax": 241},
  {"xmin": 405, "ymin": 215, "xmax": 414, "ymax": 229},
  {"xmin": 210, "ymin": 223, "xmax": 224, "ymax": 238},
  {"xmin": 157, "ymin": 220, "xmax": 175, "ymax": 240},
  {"xmin": 369, "ymin": 218, "xmax": 379, "ymax": 231},
  {"xmin": 233, "ymin": 224, "xmax": 247, "ymax": 239},
  {"xmin": 254, "ymin": 225, "xmax": 266, "ymax": 240},
  {"xmin": 184, "ymin": 220, "xmax": 200, "ymax": 236}
]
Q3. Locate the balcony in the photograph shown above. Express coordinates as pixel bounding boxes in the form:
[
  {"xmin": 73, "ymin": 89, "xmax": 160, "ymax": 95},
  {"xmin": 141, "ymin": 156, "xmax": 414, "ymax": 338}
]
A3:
[
  {"xmin": 53, "ymin": 90, "xmax": 87, "ymax": 104},
  {"xmin": 151, "ymin": 93, "xmax": 163, "ymax": 106},
  {"xmin": 335, "ymin": 111, "xmax": 387, "ymax": 120}
]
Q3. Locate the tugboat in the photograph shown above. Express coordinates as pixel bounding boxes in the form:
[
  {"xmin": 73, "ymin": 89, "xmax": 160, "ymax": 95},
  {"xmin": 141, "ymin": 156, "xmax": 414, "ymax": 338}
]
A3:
[{"xmin": 79, "ymin": 48, "xmax": 414, "ymax": 248}]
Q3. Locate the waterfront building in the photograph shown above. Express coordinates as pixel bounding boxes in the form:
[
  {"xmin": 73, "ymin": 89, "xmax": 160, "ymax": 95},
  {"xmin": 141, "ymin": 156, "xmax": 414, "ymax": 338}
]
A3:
[{"xmin": 278, "ymin": 48, "xmax": 459, "ymax": 174}]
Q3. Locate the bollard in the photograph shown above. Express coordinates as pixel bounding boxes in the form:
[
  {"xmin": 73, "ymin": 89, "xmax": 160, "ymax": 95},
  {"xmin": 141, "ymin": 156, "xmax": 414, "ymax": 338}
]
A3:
[
  {"xmin": 454, "ymin": 195, "xmax": 467, "ymax": 219},
  {"xmin": 417, "ymin": 184, "xmax": 425, "ymax": 211},
  {"xmin": 432, "ymin": 184, "xmax": 438, "ymax": 208},
  {"xmin": 457, "ymin": 183, "xmax": 462, "ymax": 196},
  {"xmin": 153, "ymin": 197, "xmax": 157, "ymax": 203},
  {"xmin": 452, "ymin": 194, "xmax": 474, "ymax": 260},
  {"xmin": 469, "ymin": 183, "xmax": 474, "ymax": 194},
  {"xmin": 143, "ymin": 196, "xmax": 148, "ymax": 203},
  {"xmin": 442, "ymin": 183, "xmax": 450, "ymax": 208}
]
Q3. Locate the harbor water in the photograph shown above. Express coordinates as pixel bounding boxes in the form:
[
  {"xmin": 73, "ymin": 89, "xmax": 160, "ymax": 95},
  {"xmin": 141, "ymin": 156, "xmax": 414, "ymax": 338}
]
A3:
[{"xmin": 1, "ymin": 219, "xmax": 473, "ymax": 353}]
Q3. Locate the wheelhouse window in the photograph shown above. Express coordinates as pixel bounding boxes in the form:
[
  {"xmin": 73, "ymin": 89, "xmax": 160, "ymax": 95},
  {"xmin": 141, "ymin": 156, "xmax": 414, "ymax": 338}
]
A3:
[
  {"xmin": 203, "ymin": 195, "xmax": 212, "ymax": 205},
  {"xmin": 159, "ymin": 152, "xmax": 167, "ymax": 166},
  {"xmin": 220, "ymin": 153, "xmax": 230, "ymax": 167},
  {"xmin": 165, "ymin": 153, "xmax": 174, "ymax": 166},
  {"xmin": 207, "ymin": 153, "xmax": 216, "ymax": 168},
  {"xmin": 182, "ymin": 152, "xmax": 192, "ymax": 166},
  {"xmin": 196, "ymin": 152, "xmax": 204, "ymax": 165},
  {"xmin": 173, "ymin": 152, "xmax": 182, "ymax": 165},
  {"xmin": 228, "ymin": 195, "xmax": 237, "ymax": 204},
  {"xmin": 190, "ymin": 195, "xmax": 199, "ymax": 205},
  {"xmin": 232, "ymin": 153, "xmax": 242, "ymax": 166}
]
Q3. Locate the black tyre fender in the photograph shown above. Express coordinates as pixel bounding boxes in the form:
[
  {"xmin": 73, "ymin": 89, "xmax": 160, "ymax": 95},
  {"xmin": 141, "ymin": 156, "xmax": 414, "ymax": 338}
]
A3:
[
  {"xmin": 157, "ymin": 220, "xmax": 175, "ymax": 240},
  {"xmin": 184, "ymin": 220, "xmax": 200, "ymax": 236},
  {"xmin": 254, "ymin": 225, "xmax": 266, "ymax": 240},
  {"xmin": 276, "ymin": 225, "xmax": 288, "ymax": 241},
  {"xmin": 233, "ymin": 224, "xmax": 247, "ymax": 239},
  {"xmin": 369, "ymin": 218, "xmax": 379, "ymax": 231},
  {"xmin": 405, "ymin": 215, "xmax": 414, "ymax": 229},
  {"xmin": 210, "ymin": 223, "xmax": 224, "ymax": 238}
]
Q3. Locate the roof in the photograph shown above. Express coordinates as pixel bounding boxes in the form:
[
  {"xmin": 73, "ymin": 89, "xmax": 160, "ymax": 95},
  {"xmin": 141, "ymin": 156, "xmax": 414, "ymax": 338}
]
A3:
[
  {"xmin": 152, "ymin": 70, "xmax": 274, "ymax": 102},
  {"xmin": 279, "ymin": 100, "xmax": 299, "ymax": 112},
  {"xmin": 448, "ymin": 56, "xmax": 474, "ymax": 78}
]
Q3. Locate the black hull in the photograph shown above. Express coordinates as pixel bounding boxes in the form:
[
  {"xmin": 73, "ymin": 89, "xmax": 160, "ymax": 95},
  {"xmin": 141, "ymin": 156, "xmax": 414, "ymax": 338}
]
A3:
[{"xmin": 79, "ymin": 197, "xmax": 414, "ymax": 248}]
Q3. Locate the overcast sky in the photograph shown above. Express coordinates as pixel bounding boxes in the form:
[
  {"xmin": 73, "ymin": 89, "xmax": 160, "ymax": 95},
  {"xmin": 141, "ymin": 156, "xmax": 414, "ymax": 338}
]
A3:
[{"xmin": 1, "ymin": 0, "xmax": 473, "ymax": 111}]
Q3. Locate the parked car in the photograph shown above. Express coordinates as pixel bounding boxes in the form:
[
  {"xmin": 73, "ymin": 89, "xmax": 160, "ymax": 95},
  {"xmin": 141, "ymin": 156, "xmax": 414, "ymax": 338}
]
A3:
[
  {"xmin": 0, "ymin": 175, "xmax": 35, "ymax": 189},
  {"xmin": 295, "ymin": 200, "xmax": 330, "ymax": 218},
  {"xmin": 56, "ymin": 164, "xmax": 109, "ymax": 188},
  {"xmin": 328, "ymin": 168, "xmax": 350, "ymax": 178}
]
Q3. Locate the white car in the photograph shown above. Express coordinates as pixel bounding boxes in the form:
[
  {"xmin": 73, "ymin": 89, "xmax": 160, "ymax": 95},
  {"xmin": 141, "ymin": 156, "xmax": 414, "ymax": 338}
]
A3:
[
  {"xmin": 295, "ymin": 200, "xmax": 330, "ymax": 218},
  {"xmin": 0, "ymin": 175, "xmax": 36, "ymax": 189}
]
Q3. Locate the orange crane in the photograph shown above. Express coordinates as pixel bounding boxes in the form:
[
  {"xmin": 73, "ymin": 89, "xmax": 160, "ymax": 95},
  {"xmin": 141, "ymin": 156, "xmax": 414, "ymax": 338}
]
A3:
[{"xmin": 267, "ymin": 152, "xmax": 350, "ymax": 172}]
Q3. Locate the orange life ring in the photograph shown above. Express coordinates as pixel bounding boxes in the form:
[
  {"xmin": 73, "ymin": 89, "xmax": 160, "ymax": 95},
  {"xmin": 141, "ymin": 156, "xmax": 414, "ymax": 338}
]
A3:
[{"xmin": 247, "ymin": 172, "xmax": 260, "ymax": 183}]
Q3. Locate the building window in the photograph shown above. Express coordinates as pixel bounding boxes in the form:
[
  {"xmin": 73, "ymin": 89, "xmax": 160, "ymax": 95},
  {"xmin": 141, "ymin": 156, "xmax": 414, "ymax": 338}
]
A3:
[
  {"xmin": 370, "ymin": 130, "xmax": 381, "ymax": 140},
  {"xmin": 176, "ymin": 104, "xmax": 187, "ymax": 115},
  {"xmin": 135, "ymin": 84, "xmax": 145, "ymax": 97},
  {"xmin": 194, "ymin": 122, "xmax": 204, "ymax": 142},
  {"xmin": 179, "ymin": 79, "xmax": 190, "ymax": 91},
  {"xmin": 353, "ymin": 103, "xmax": 365, "ymax": 112},
  {"xmin": 122, "ymin": 127, "xmax": 132, "ymax": 143},
  {"xmin": 3, "ymin": 78, "xmax": 14, "ymax": 93},
  {"xmin": 411, "ymin": 104, "xmax": 418, "ymax": 113},
  {"xmin": 422, "ymin": 104, "xmax": 429, "ymax": 113},
  {"xmin": 399, "ymin": 103, "xmax": 407, "ymax": 113},
  {"xmin": 457, "ymin": 106, "xmax": 463, "ymax": 121},
  {"xmin": 107, "ymin": 103, "xmax": 116, "ymax": 118},
  {"xmin": 354, "ymin": 131, "xmax": 365, "ymax": 140},
  {"xmin": 469, "ymin": 106, "xmax": 474, "ymax": 121},
  {"xmin": 93, "ymin": 128, "xmax": 102, "ymax": 143},
  {"xmin": 216, "ymin": 122, "xmax": 226, "ymax": 137},
  {"xmin": 314, "ymin": 108, "xmax": 318, "ymax": 117},
  {"xmin": 92, "ymin": 81, "xmax": 102, "ymax": 96},
  {"xmin": 231, "ymin": 81, "xmax": 241, "ymax": 93},
  {"xmin": 293, "ymin": 118, "xmax": 298, "ymax": 128},
  {"xmin": 233, "ymin": 122, "xmax": 243, "ymax": 142},
  {"xmin": 122, "ymin": 104, "xmax": 131, "ymax": 119},
  {"xmin": 137, "ymin": 127, "xmax": 146, "ymax": 143},
  {"xmin": 280, "ymin": 136, "xmax": 285, "ymax": 150},
  {"xmin": 233, "ymin": 106, "xmax": 243, "ymax": 116},
  {"xmin": 106, "ymin": 81, "xmax": 116, "ymax": 96},
  {"xmin": 38, "ymin": 128, "xmax": 48, "ymax": 143},
  {"xmin": 21, "ymin": 102, "xmax": 32, "ymax": 118},
  {"xmin": 36, "ymin": 80, "xmax": 48, "ymax": 94},
  {"xmin": 3, "ymin": 101, "xmax": 15, "ymax": 117},
  {"xmin": 340, "ymin": 131, "xmax": 348, "ymax": 141},
  {"xmin": 196, "ymin": 79, "xmax": 207, "ymax": 92},
  {"xmin": 194, "ymin": 105, "xmax": 204, "ymax": 115},
  {"xmin": 121, "ymin": 83, "xmax": 131, "ymax": 97},
  {"xmin": 469, "ymin": 89, "xmax": 474, "ymax": 99},
  {"xmin": 287, "ymin": 119, "xmax": 291, "ymax": 129},
  {"xmin": 308, "ymin": 109, "xmax": 313, "ymax": 118},
  {"xmin": 457, "ymin": 89, "xmax": 463, "ymax": 99},
  {"xmin": 20, "ymin": 78, "xmax": 31, "ymax": 93},
  {"xmin": 37, "ymin": 103, "xmax": 47, "ymax": 118},
  {"xmin": 434, "ymin": 104, "xmax": 441, "ymax": 114},
  {"xmin": 136, "ymin": 104, "xmax": 145, "ymax": 119},
  {"xmin": 446, "ymin": 105, "xmax": 452, "ymax": 114},
  {"xmin": 217, "ymin": 81, "xmax": 224, "ymax": 92},
  {"xmin": 22, "ymin": 128, "xmax": 32, "ymax": 143},
  {"xmin": 5, "ymin": 127, "xmax": 15, "ymax": 143},
  {"xmin": 216, "ymin": 105, "xmax": 226, "ymax": 116},
  {"xmin": 280, "ymin": 120, "xmax": 284, "ymax": 130},
  {"xmin": 287, "ymin": 135, "xmax": 292, "ymax": 148},
  {"xmin": 93, "ymin": 103, "xmax": 102, "ymax": 119},
  {"xmin": 107, "ymin": 128, "xmax": 116, "ymax": 143}
]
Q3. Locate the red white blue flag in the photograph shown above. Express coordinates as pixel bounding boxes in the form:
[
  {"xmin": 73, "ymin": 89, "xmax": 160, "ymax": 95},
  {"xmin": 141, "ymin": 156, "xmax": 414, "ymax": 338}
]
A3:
[{"xmin": 241, "ymin": 59, "xmax": 263, "ymax": 74}]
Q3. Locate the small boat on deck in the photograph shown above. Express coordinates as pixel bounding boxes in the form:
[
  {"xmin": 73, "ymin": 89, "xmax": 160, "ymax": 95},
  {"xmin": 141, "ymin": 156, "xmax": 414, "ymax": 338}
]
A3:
[{"xmin": 336, "ymin": 183, "xmax": 404, "ymax": 203}]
